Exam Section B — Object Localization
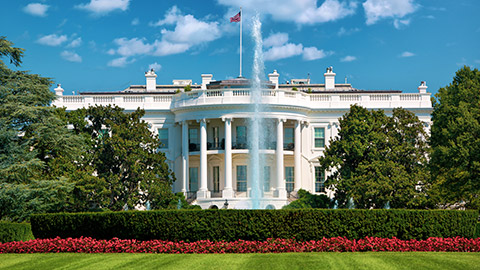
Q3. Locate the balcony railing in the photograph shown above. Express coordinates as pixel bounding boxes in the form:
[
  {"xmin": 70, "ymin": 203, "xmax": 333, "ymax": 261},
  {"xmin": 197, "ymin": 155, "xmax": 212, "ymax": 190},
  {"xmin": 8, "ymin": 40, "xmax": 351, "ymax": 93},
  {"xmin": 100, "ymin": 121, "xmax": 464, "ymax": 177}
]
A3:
[{"xmin": 54, "ymin": 88, "xmax": 432, "ymax": 111}]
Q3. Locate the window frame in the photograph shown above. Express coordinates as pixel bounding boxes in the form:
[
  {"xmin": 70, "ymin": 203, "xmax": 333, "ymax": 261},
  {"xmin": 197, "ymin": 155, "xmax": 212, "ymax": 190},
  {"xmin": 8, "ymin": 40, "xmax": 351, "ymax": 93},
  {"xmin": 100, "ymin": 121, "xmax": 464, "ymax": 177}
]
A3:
[
  {"xmin": 285, "ymin": 166, "xmax": 294, "ymax": 192},
  {"xmin": 314, "ymin": 167, "xmax": 325, "ymax": 193},
  {"xmin": 157, "ymin": 128, "xmax": 169, "ymax": 149},
  {"xmin": 313, "ymin": 126, "xmax": 326, "ymax": 149},
  {"xmin": 236, "ymin": 165, "xmax": 247, "ymax": 192}
]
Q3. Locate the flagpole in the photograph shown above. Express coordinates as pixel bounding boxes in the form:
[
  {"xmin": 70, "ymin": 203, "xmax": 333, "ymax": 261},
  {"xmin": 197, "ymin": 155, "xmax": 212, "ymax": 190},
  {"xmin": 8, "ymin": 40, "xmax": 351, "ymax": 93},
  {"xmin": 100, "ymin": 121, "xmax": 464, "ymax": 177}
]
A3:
[{"xmin": 239, "ymin": 7, "xmax": 242, "ymax": 78}]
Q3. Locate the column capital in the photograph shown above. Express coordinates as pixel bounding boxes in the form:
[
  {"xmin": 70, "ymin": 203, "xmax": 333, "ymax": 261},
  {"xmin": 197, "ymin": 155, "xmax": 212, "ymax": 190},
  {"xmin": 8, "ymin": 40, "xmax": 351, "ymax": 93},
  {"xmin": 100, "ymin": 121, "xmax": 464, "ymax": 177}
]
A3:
[
  {"xmin": 197, "ymin": 118, "xmax": 208, "ymax": 123},
  {"xmin": 301, "ymin": 120, "xmax": 310, "ymax": 127},
  {"xmin": 221, "ymin": 117, "xmax": 233, "ymax": 122},
  {"xmin": 277, "ymin": 118, "xmax": 287, "ymax": 123}
]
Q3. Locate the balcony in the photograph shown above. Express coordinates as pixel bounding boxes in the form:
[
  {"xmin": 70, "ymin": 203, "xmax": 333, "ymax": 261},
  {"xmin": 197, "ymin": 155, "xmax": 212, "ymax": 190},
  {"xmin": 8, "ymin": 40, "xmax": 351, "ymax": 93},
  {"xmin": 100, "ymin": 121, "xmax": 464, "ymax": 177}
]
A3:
[{"xmin": 54, "ymin": 88, "xmax": 432, "ymax": 113}]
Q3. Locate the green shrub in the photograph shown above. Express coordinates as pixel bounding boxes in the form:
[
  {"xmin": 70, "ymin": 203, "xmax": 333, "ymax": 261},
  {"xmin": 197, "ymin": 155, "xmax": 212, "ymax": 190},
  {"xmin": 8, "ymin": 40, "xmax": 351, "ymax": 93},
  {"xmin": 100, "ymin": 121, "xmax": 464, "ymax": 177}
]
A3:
[
  {"xmin": 0, "ymin": 222, "xmax": 34, "ymax": 243},
  {"xmin": 31, "ymin": 210, "xmax": 477, "ymax": 242},
  {"xmin": 283, "ymin": 189, "xmax": 331, "ymax": 209},
  {"xmin": 475, "ymin": 222, "xmax": 480, "ymax": 238}
]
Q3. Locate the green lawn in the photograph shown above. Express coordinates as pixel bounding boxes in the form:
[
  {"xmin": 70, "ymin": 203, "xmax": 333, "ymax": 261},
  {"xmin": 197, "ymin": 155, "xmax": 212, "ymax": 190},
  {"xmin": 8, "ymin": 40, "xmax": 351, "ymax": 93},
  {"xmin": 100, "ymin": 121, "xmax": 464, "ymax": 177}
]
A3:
[{"xmin": 1, "ymin": 253, "xmax": 480, "ymax": 270}]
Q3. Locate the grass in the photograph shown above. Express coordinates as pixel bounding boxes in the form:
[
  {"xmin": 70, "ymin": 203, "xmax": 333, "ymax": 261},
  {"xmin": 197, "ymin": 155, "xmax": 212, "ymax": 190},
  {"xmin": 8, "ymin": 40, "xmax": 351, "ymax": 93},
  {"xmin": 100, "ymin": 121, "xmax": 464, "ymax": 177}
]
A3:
[{"xmin": 1, "ymin": 252, "xmax": 480, "ymax": 270}]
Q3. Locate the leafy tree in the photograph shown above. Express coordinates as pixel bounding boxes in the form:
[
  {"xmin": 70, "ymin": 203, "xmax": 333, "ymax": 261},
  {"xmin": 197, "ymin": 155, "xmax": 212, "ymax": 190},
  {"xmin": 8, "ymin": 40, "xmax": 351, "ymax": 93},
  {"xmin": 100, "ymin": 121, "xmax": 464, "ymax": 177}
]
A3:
[
  {"xmin": 283, "ymin": 189, "xmax": 331, "ymax": 209},
  {"xmin": 0, "ymin": 36, "xmax": 82, "ymax": 220},
  {"xmin": 319, "ymin": 105, "xmax": 430, "ymax": 209},
  {"xmin": 430, "ymin": 66, "xmax": 480, "ymax": 209},
  {"xmin": 68, "ymin": 105, "xmax": 176, "ymax": 211}
]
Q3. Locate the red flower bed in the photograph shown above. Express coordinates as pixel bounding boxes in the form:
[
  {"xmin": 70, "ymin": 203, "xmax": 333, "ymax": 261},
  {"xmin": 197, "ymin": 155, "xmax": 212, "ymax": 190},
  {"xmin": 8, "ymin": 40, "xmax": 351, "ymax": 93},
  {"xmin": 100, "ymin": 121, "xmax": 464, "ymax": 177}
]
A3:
[{"xmin": 1, "ymin": 237, "xmax": 479, "ymax": 253}]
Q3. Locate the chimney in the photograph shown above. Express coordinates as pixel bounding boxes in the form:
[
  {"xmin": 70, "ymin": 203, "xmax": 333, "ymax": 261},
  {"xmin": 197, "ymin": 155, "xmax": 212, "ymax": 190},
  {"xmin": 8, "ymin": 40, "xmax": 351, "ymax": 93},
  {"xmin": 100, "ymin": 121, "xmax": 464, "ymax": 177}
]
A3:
[
  {"xmin": 324, "ymin": 66, "xmax": 336, "ymax": 90},
  {"xmin": 145, "ymin": 69, "xmax": 157, "ymax": 91},
  {"xmin": 268, "ymin": 70, "xmax": 279, "ymax": 89},
  {"xmin": 201, "ymin": 74, "xmax": 213, "ymax": 90},
  {"xmin": 54, "ymin": 84, "xmax": 64, "ymax": 96},
  {"xmin": 418, "ymin": 81, "xmax": 428, "ymax": 93}
]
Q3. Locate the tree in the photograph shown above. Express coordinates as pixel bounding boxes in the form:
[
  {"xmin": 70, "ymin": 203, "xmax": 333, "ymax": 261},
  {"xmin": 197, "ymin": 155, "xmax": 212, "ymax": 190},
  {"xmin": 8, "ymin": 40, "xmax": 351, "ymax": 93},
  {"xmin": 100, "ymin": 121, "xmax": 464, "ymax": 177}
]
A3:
[
  {"xmin": 283, "ymin": 189, "xmax": 331, "ymax": 209},
  {"xmin": 430, "ymin": 66, "xmax": 480, "ymax": 209},
  {"xmin": 68, "ymin": 105, "xmax": 176, "ymax": 211},
  {"xmin": 319, "ymin": 105, "xmax": 430, "ymax": 209},
  {"xmin": 0, "ymin": 36, "xmax": 82, "ymax": 221}
]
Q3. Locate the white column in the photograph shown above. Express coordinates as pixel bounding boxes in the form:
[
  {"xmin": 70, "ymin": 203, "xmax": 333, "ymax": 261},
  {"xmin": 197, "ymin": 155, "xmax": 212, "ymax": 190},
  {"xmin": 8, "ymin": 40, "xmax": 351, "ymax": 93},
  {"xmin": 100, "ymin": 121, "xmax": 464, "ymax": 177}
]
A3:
[
  {"xmin": 197, "ymin": 118, "xmax": 210, "ymax": 198},
  {"xmin": 181, "ymin": 121, "xmax": 189, "ymax": 193},
  {"xmin": 294, "ymin": 120, "xmax": 301, "ymax": 191},
  {"xmin": 275, "ymin": 118, "xmax": 287, "ymax": 198},
  {"xmin": 223, "ymin": 118, "xmax": 234, "ymax": 198}
]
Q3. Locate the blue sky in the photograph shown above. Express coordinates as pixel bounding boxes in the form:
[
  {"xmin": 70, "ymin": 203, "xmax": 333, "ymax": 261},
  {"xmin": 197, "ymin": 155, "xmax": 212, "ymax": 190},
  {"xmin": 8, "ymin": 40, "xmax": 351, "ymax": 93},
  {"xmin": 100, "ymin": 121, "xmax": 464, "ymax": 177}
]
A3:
[{"xmin": 1, "ymin": 0, "xmax": 479, "ymax": 95}]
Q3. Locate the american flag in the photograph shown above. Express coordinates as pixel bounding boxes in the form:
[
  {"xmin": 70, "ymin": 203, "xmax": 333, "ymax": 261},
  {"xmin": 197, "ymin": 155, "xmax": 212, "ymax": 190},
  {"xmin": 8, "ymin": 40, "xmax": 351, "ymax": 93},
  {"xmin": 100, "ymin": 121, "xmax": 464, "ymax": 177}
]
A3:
[{"xmin": 230, "ymin": 11, "xmax": 241, "ymax": 23}]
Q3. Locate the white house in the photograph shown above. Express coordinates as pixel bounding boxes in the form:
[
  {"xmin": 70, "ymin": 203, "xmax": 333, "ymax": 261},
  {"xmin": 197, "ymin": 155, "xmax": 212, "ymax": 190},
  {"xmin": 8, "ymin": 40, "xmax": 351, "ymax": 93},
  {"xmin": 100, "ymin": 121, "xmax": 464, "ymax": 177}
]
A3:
[{"xmin": 53, "ymin": 67, "xmax": 432, "ymax": 209}]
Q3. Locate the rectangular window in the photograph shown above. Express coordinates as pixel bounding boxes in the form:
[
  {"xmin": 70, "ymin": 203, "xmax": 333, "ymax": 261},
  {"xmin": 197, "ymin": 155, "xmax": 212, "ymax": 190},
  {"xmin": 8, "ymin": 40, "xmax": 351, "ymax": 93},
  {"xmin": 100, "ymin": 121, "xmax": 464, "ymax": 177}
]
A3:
[
  {"xmin": 284, "ymin": 127, "xmax": 294, "ymax": 150},
  {"xmin": 285, "ymin": 167, "xmax": 294, "ymax": 192},
  {"xmin": 236, "ymin": 165, "xmax": 247, "ymax": 192},
  {"xmin": 213, "ymin": 166, "xmax": 220, "ymax": 193},
  {"xmin": 189, "ymin": 128, "xmax": 199, "ymax": 151},
  {"xmin": 315, "ymin": 167, "xmax": 325, "ymax": 193},
  {"xmin": 189, "ymin": 167, "xmax": 198, "ymax": 192},
  {"xmin": 314, "ymin": 127, "xmax": 325, "ymax": 148},
  {"xmin": 236, "ymin": 126, "xmax": 247, "ymax": 148},
  {"xmin": 213, "ymin": 126, "xmax": 220, "ymax": 149},
  {"xmin": 158, "ymin": 128, "xmax": 168, "ymax": 148},
  {"xmin": 263, "ymin": 166, "xmax": 271, "ymax": 192}
]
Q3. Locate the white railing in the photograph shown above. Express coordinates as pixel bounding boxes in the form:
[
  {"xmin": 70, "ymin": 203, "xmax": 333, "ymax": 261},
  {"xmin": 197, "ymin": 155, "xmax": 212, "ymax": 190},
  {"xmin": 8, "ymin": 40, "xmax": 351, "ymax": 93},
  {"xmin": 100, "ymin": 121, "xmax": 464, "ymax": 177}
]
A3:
[
  {"xmin": 310, "ymin": 94, "xmax": 330, "ymax": 102},
  {"xmin": 154, "ymin": 96, "xmax": 172, "ymax": 102},
  {"xmin": 233, "ymin": 90, "xmax": 250, "ymax": 96},
  {"xmin": 55, "ymin": 89, "xmax": 431, "ymax": 112},
  {"xmin": 93, "ymin": 96, "xmax": 114, "ymax": 103},
  {"xmin": 206, "ymin": 90, "xmax": 223, "ymax": 97},
  {"xmin": 370, "ymin": 94, "xmax": 391, "ymax": 101},
  {"xmin": 123, "ymin": 96, "xmax": 144, "ymax": 103},
  {"xmin": 63, "ymin": 96, "xmax": 84, "ymax": 103},
  {"xmin": 400, "ymin": 94, "xmax": 421, "ymax": 101}
]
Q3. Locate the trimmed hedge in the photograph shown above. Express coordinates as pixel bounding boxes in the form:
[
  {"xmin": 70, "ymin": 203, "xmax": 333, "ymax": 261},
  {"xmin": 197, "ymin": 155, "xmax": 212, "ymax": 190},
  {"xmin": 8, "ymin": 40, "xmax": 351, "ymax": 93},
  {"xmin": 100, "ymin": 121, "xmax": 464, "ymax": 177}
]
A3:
[
  {"xmin": 476, "ymin": 223, "xmax": 480, "ymax": 238},
  {"xmin": 0, "ymin": 222, "xmax": 35, "ymax": 243},
  {"xmin": 31, "ymin": 209, "xmax": 478, "ymax": 242}
]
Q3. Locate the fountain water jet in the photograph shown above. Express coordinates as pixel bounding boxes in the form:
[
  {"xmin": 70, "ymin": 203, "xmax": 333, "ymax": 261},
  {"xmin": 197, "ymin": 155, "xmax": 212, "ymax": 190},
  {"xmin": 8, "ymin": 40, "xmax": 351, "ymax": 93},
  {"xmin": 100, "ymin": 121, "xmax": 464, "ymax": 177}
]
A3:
[{"xmin": 248, "ymin": 13, "xmax": 266, "ymax": 209}]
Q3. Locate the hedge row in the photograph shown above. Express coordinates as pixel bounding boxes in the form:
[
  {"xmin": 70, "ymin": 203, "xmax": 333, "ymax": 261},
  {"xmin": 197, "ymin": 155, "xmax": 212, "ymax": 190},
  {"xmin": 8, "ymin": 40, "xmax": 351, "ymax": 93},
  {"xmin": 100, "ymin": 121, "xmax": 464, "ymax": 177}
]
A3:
[
  {"xmin": 31, "ymin": 209, "xmax": 478, "ymax": 242},
  {"xmin": 476, "ymin": 223, "xmax": 480, "ymax": 238},
  {"xmin": 0, "ymin": 222, "xmax": 34, "ymax": 243}
]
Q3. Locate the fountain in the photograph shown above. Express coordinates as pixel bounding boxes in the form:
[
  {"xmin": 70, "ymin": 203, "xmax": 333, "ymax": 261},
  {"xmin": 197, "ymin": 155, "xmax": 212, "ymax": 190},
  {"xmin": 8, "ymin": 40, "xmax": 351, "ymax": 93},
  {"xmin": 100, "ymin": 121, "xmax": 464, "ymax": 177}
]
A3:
[{"xmin": 248, "ymin": 13, "xmax": 266, "ymax": 209}]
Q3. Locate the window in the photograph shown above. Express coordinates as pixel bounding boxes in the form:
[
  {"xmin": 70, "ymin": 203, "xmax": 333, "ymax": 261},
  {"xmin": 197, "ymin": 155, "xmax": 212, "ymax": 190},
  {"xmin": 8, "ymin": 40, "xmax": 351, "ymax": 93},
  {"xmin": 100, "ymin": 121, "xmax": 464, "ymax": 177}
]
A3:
[
  {"xmin": 213, "ymin": 166, "xmax": 220, "ymax": 193},
  {"xmin": 314, "ymin": 127, "xmax": 325, "ymax": 148},
  {"xmin": 212, "ymin": 126, "xmax": 220, "ymax": 149},
  {"xmin": 236, "ymin": 126, "xmax": 247, "ymax": 148},
  {"xmin": 236, "ymin": 165, "xmax": 247, "ymax": 192},
  {"xmin": 263, "ymin": 166, "xmax": 271, "ymax": 192},
  {"xmin": 284, "ymin": 127, "xmax": 294, "ymax": 150},
  {"xmin": 158, "ymin": 128, "xmax": 168, "ymax": 148},
  {"xmin": 285, "ymin": 167, "xmax": 294, "ymax": 192},
  {"xmin": 315, "ymin": 167, "xmax": 325, "ymax": 193},
  {"xmin": 189, "ymin": 128, "xmax": 199, "ymax": 151},
  {"xmin": 189, "ymin": 167, "xmax": 198, "ymax": 192}
]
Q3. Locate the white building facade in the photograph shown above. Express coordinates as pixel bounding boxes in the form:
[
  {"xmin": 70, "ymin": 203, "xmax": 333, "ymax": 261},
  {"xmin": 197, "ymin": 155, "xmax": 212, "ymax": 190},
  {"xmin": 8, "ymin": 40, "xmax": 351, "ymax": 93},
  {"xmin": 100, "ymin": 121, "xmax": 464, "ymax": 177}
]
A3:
[{"xmin": 53, "ymin": 68, "xmax": 432, "ymax": 209}]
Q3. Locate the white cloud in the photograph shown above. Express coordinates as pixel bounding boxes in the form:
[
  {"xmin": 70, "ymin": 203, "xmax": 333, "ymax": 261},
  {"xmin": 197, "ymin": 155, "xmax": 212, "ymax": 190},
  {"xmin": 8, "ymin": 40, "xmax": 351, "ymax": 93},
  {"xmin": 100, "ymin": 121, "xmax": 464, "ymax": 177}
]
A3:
[
  {"xmin": 76, "ymin": 0, "xmax": 129, "ymax": 16},
  {"xmin": 107, "ymin": 6, "xmax": 222, "ymax": 63},
  {"xmin": 263, "ymin": 32, "xmax": 289, "ymax": 48},
  {"xmin": 148, "ymin": 62, "xmax": 162, "ymax": 71},
  {"xmin": 37, "ymin": 34, "xmax": 68, "ymax": 46},
  {"xmin": 61, "ymin": 51, "xmax": 82, "ymax": 62},
  {"xmin": 393, "ymin": 18, "xmax": 410, "ymax": 29},
  {"xmin": 337, "ymin": 27, "xmax": 360, "ymax": 36},
  {"xmin": 23, "ymin": 3, "xmax": 49, "ymax": 17},
  {"xmin": 341, "ymin": 55, "xmax": 357, "ymax": 62},
  {"xmin": 67, "ymin": 37, "xmax": 82, "ymax": 48},
  {"xmin": 217, "ymin": 0, "xmax": 358, "ymax": 25},
  {"xmin": 154, "ymin": 7, "xmax": 222, "ymax": 45},
  {"xmin": 111, "ymin": 38, "xmax": 153, "ymax": 57},
  {"xmin": 264, "ymin": 43, "xmax": 303, "ymax": 61},
  {"xmin": 303, "ymin": 47, "xmax": 329, "ymax": 60},
  {"xmin": 151, "ymin": 40, "xmax": 190, "ymax": 56},
  {"xmin": 399, "ymin": 51, "xmax": 415, "ymax": 57},
  {"xmin": 363, "ymin": 0, "xmax": 418, "ymax": 25},
  {"xmin": 131, "ymin": 18, "xmax": 139, "ymax": 25},
  {"xmin": 108, "ymin": 56, "xmax": 134, "ymax": 67},
  {"xmin": 263, "ymin": 32, "xmax": 331, "ymax": 62}
]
